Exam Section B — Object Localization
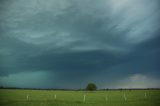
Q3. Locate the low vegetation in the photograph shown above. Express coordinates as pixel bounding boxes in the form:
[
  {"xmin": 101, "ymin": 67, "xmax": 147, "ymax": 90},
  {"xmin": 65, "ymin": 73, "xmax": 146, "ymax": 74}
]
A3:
[{"xmin": 0, "ymin": 89, "xmax": 160, "ymax": 106}]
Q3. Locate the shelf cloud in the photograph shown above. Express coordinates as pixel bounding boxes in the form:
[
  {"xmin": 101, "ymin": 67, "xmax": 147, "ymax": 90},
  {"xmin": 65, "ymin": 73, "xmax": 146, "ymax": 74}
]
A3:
[{"xmin": 0, "ymin": 0, "xmax": 160, "ymax": 89}]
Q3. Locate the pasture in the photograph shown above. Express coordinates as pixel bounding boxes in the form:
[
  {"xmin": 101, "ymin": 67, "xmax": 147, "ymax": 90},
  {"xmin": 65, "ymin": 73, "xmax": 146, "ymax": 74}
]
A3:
[{"xmin": 0, "ymin": 89, "xmax": 160, "ymax": 106}]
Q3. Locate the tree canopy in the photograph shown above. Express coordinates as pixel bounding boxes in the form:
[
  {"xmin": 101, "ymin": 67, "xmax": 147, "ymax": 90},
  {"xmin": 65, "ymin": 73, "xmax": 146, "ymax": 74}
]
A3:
[{"xmin": 85, "ymin": 83, "xmax": 97, "ymax": 91}]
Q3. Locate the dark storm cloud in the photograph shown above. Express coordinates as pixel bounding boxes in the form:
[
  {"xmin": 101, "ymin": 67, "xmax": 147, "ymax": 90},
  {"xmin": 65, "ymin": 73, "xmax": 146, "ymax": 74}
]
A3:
[{"xmin": 0, "ymin": 0, "xmax": 160, "ymax": 88}]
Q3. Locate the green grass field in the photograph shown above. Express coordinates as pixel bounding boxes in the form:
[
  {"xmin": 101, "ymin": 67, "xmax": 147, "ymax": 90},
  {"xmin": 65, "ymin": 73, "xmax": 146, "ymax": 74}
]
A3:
[{"xmin": 0, "ymin": 89, "xmax": 160, "ymax": 106}]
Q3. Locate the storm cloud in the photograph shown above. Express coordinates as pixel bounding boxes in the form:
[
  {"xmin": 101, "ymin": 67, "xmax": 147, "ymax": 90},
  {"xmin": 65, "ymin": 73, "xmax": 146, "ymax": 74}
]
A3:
[{"xmin": 0, "ymin": 0, "xmax": 160, "ymax": 89}]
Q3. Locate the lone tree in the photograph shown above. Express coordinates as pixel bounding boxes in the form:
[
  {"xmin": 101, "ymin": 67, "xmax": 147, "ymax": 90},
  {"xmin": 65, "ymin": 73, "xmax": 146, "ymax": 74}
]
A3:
[{"xmin": 86, "ymin": 83, "xmax": 97, "ymax": 91}]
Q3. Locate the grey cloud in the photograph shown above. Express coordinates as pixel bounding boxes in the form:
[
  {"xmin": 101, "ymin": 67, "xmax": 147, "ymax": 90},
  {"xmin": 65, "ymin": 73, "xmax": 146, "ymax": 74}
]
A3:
[{"xmin": 0, "ymin": 0, "xmax": 160, "ymax": 88}]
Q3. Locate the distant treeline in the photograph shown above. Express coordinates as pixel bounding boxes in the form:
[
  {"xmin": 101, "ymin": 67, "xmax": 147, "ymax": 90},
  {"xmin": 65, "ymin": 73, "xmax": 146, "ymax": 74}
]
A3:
[
  {"xmin": 0, "ymin": 86, "xmax": 85, "ymax": 91},
  {"xmin": 0, "ymin": 86, "xmax": 160, "ymax": 90},
  {"xmin": 100, "ymin": 88, "xmax": 160, "ymax": 90}
]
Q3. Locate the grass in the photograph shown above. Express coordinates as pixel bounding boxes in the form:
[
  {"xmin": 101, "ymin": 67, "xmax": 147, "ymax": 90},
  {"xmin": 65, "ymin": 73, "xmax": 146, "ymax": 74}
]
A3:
[{"xmin": 0, "ymin": 89, "xmax": 160, "ymax": 106}]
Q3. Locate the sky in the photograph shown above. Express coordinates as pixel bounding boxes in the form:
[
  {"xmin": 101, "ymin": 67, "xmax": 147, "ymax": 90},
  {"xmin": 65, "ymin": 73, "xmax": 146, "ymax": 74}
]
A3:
[{"xmin": 0, "ymin": 0, "xmax": 160, "ymax": 89}]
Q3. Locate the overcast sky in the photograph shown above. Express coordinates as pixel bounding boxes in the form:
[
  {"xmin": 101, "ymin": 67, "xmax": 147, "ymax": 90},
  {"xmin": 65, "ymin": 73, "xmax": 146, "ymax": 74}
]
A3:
[{"xmin": 0, "ymin": 0, "xmax": 160, "ymax": 89}]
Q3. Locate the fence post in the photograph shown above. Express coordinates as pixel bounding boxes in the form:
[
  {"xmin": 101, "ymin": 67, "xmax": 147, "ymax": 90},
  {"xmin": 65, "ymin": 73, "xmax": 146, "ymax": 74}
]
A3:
[
  {"xmin": 26, "ymin": 94, "xmax": 29, "ymax": 100},
  {"xmin": 54, "ymin": 94, "xmax": 56, "ymax": 99},
  {"xmin": 144, "ymin": 92, "xmax": 147, "ymax": 98},
  {"xmin": 123, "ymin": 93, "xmax": 127, "ymax": 101},
  {"xmin": 106, "ymin": 94, "xmax": 108, "ymax": 101},
  {"xmin": 83, "ymin": 94, "xmax": 86, "ymax": 102}
]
